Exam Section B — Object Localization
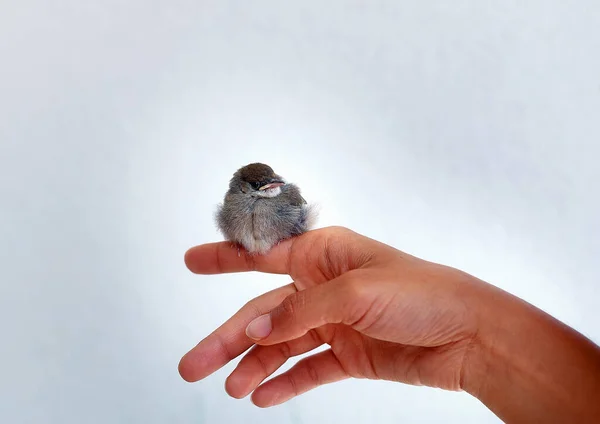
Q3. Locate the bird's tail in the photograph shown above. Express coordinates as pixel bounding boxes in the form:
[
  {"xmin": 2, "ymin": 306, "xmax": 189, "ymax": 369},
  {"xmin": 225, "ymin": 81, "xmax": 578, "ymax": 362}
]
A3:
[{"xmin": 303, "ymin": 203, "xmax": 320, "ymax": 231}]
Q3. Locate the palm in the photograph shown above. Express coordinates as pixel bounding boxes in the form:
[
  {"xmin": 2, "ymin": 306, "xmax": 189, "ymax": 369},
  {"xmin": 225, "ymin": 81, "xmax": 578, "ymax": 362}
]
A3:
[
  {"xmin": 318, "ymin": 324, "xmax": 469, "ymax": 390},
  {"xmin": 284, "ymin": 230, "xmax": 471, "ymax": 390}
]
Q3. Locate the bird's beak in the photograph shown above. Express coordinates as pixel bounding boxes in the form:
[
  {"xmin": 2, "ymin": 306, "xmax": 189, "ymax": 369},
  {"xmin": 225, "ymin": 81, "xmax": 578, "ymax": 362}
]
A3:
[{"xmin": 259, "ymin": 178, "xmax": 285, "ymax": 191}]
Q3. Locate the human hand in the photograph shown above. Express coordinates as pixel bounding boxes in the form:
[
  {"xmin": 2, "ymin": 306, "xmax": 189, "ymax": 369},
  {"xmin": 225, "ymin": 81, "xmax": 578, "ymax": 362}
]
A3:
[{"xmin": 178, "ymin": 226, "xmax": 483, "ymax": 407}]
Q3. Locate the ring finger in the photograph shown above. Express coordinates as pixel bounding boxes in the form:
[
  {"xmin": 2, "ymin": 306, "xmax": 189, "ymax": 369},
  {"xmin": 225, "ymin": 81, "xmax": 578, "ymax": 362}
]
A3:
[{"xmin": 226, "ymin": 329, "xmax": 324, "ymax": 399}]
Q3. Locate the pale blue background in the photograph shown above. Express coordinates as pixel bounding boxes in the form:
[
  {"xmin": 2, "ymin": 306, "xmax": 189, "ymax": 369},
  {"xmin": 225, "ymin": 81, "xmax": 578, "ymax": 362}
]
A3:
[{"xmin": 1, "ymin": 1, "xmax": 599, "ymax": 423}]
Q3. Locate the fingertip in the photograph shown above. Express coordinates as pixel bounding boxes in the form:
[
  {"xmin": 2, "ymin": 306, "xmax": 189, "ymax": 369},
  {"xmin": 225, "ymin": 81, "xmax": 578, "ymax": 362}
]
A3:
[
  {"xmin": 178, "ymin": 355, "xmax": 197, "ymax": 383},
  {"xmin": 184, "ymin": 247, "xmax": 197, "ymax": 273},
  {"xmin": 184, "ymin": 243, "xmax": 223, "ymax": 274},
  {"xmin": 250, "ymin": 390, "xmax": 272, "ymax": 408},
  {"xmin": 250, "ymin": 386, "xmax": 287, "ymax": 408},
  {"xmin": 178, "ymin": 346, "xmax": 214, "ymax": 383},
  {"xmin": 225, "ymin": 373, "xmax": 250, "ymax": 399}
]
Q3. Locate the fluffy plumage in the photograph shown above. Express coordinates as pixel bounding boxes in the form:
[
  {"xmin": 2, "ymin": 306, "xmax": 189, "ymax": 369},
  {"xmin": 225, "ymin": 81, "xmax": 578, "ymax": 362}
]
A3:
[{"xmin": 216, "ymin": 163, "xmax": 316, "ymax": 254}]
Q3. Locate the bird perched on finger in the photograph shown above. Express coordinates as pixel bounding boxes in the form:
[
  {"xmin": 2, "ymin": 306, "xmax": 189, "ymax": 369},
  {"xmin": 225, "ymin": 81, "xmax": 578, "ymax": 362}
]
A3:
[{"xmin": 216, "ymin": 163, "xmax": 317, "ymax": 255}]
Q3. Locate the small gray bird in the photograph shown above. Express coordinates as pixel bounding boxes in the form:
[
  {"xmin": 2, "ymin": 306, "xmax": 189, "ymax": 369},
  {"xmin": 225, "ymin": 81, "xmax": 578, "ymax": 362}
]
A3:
[{"xmin": 216, "ymin": 163, "xmax": 316, "ymax": 255}]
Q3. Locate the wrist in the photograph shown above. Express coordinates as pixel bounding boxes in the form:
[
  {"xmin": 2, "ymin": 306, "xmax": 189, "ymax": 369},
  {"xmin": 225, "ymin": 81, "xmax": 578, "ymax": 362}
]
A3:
[
  {"xmin": 459, "ymin": 278, "xmax": 600, "ymax": 422},
  {"xmin": 458, "ymin": 279, "xmax": 510, "ymax": 397},
  {"xmin": 459, "ymin": 280, "xmax": 553, "ymax": 421}
]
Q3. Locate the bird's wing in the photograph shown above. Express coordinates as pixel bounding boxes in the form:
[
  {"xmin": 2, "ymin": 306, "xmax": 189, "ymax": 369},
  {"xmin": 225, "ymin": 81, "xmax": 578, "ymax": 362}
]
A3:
[{"xmin": 283, "ymin": 184, "xmax": 307, "ymax": 206}]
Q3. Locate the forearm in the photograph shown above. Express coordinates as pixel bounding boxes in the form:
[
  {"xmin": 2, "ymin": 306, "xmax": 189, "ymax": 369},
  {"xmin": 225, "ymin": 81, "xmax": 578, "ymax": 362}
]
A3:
[{"xmin": 463, "ymin": 283, "xmax": 600, "ymax": 423}]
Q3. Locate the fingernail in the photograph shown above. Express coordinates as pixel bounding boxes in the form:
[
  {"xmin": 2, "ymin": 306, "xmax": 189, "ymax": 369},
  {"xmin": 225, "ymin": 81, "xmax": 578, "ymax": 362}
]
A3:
[{"xmin": 246, "ymin": 314, "xmax": 272, "ymax": 340}]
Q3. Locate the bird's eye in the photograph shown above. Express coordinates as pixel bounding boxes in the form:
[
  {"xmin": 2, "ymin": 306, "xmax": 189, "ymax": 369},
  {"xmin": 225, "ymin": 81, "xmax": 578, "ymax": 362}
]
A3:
[{"xmin": 251, "ymin": 182, "xmax": 261, "ymax": 190}]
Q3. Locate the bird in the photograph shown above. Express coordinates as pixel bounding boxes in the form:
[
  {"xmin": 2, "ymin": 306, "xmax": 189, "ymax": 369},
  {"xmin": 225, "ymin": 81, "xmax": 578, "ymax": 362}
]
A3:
[{"xmin": 216, "ymin": 163, "xmax": 316, "ymax": 255}]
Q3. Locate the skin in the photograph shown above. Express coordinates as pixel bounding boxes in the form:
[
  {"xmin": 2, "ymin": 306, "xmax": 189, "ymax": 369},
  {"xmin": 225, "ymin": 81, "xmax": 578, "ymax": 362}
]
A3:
[{"xmin": 179, "ymin": 226, "xmax": 600, "ymax": 422}]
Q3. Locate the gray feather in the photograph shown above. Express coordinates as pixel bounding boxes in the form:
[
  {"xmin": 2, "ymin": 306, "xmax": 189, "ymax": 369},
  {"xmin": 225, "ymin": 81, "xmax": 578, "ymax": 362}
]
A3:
[{"xmin": 216, "ymin": 178, "xmax": 315, "ymax": 254}]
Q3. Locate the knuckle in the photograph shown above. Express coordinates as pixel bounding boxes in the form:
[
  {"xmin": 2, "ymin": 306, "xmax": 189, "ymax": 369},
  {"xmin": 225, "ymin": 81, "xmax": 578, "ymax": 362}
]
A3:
[
  {"xmin": 213, "ymin": 333, "xmax": 234, "ymax": 362},
  {"xmin": 277, "ymin": 341, "xmax": 292, "ymax": 359},
  {"xmin": 271, "ymin": 291, "xmax": 309, "ymax": 335},
  {"xmin": 243, "ymin": 251, "xmax": 257, "ymax": 271},
  {"xmin": 338, "ymin": 274, "xmax": 372, "ymax": 324},
  {"xmin": 215, "ymin": 244, "xmax": 226, "ymax": 273},
  {"xmin": 242, "ymin": 298, "xmax": 262, "ymax": 317},
  {"xmin": 278, "ymin": 290, "xmax": 307, "ymax": 320},
  {"xmin": 285, "ymin": 373, "xmax": 299, "ymax": 396},
  {"xmin": 343, "ymin": 275, "xmax": 368, "ymax": 299},
  {"xmin": 326, "ymin": 226, "xmax": 353, "ymax": 238},
  {"xmin": 312, "ymin": 226, "xmax": 352, "ymax": 244},
  {"xmin": 302, "ymin": 359, "xmax": 321, "ymax": 386},
  {"xmin": 280, "ymin": 295, "xmax": 297, "ymax": 317},
  {"xmin": 253, "ymin": 350, "xmax": 270, "ymax": 376},
  {"xmin": 328, "ymin": 225, "xmax": 350, "ymax": 233}
]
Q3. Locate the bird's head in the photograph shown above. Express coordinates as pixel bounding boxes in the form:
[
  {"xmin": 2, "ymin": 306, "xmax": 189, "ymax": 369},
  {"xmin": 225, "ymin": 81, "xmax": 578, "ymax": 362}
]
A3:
[{"xmin": 229, "ymin": 163, "xmax": 286, "ymax": 198}]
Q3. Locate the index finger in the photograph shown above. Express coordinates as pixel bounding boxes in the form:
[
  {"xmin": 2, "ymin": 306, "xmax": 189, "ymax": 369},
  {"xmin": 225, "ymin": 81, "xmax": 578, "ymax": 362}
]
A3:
[{"xmin": 184, "ymin": 239, "xmax": 294, "ymax": 275}]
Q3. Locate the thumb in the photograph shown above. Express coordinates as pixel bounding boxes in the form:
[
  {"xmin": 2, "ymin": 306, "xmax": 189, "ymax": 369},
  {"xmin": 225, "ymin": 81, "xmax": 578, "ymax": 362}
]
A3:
[{"xmin": 245, "ymin": 273, "xmax": 368, "ymax": 345}]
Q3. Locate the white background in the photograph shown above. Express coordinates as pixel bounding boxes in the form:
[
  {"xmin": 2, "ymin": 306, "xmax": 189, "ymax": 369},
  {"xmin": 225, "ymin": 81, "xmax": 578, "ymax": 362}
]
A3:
[{"xmin": 1, "ymin": 1, "xmax": 599, "ymax": 423}]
